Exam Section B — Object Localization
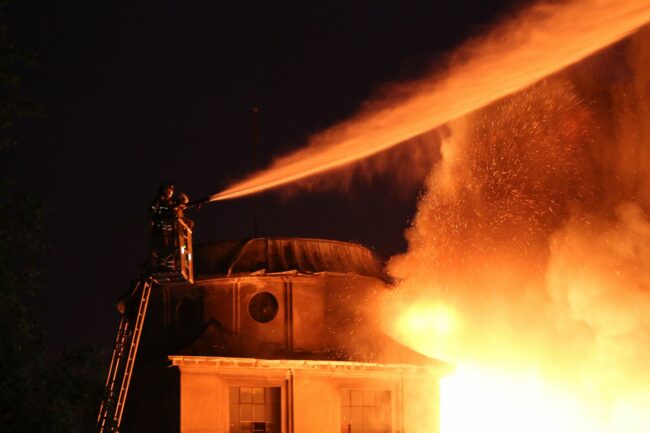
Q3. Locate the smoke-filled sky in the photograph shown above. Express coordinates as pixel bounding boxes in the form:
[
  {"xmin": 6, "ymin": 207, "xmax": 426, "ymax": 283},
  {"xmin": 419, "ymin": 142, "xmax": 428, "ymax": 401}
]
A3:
[{"xmin": 9, "ymin": 0, "xmax": 532, "ymax": 349}]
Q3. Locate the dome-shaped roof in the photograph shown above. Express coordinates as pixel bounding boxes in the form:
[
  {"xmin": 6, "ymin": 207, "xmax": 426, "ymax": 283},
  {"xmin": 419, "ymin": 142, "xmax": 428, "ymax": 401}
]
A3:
[{"xmin": 194, "ymin": 237, "xmax": 387, "ymax": 280}]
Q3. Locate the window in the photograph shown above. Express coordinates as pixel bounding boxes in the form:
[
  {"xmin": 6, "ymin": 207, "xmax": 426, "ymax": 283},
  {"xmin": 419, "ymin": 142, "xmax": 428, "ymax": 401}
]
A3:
[
  {"xmin": 229, "ymin": 386, "xmax": 280, "ymax": 433},
  {"xmin": 340, "ymin": 389, "xmax": 391, "ymax": 433},
  {"xmin": 248, "ymin": 292, "xmax": 279, "ymax": 323}
]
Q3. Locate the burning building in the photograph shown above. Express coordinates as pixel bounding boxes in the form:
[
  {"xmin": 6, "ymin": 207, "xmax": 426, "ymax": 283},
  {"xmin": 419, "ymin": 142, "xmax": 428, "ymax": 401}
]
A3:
[
  {"xmin": 97, "ymin": 4, "xmax": 650, "ymax": 431},
  {"xmin": 99, "ymin": 234, "xmax": 450, "ymax": 433}
]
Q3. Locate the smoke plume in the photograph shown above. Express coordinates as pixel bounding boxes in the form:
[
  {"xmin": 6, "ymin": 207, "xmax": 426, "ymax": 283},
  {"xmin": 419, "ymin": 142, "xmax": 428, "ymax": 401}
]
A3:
[{"xmin": 385, "ymin": 26, "xmax": 650, "ymax": 432}]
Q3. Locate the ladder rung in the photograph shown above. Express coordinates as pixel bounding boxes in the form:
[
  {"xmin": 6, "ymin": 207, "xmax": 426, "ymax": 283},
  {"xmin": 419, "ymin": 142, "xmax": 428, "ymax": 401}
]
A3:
[{"xmin": 97, "ymin": 278, "xmax": 153, "ymax": 433}]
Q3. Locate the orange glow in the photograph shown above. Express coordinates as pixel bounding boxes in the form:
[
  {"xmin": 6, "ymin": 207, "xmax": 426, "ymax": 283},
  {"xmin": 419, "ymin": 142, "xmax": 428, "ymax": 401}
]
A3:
[
  {"xmin": 390, "ymin": 293, "xmax": 650, "ymax": 432},
  {"xmin": 209, "ymin": 0, "xmax": 650, "ymax": 201},
  {"xmin": 391, "ymin": 302, "xmax": 460, "ymax": 360},
  {"xmin": 382, "ymin": 33, "xmax": 650, "ymax": 430},
  {"xmin": 397, "ymin": 303, "xmax": 458, "ymax": 337},
  {"xmin": 440, "ymin": 365, "xmax": 650, "ymax": 433},
  {"xmin": 205, "ymin": 1, "xmax": 650, "ymax": 430}
]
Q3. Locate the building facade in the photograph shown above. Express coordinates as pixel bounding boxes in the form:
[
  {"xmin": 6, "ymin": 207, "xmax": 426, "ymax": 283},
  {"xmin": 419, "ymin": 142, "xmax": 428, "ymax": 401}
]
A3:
[{"xmin": 119, "ymin": 238, "xmax": 450, "ymax": 433}]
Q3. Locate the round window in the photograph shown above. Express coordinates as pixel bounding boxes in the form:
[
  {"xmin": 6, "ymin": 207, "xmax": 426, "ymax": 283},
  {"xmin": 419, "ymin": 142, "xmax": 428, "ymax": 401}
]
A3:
[{"xmin": 248, "ymin": 292, "xmax": 279, "ymax": 323}]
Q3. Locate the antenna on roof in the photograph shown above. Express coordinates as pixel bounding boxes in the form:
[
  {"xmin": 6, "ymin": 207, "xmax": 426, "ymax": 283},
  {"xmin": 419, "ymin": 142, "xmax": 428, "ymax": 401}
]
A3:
[{"xmin": 251, "ymin": 105, "xmax": 260, "ymax": 238}]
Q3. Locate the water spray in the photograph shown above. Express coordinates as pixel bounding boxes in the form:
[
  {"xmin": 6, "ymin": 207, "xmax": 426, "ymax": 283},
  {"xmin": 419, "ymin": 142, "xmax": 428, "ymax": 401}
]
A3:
[{"xmin": 200, "ymin": 0, "xmax": 650, "ymax": 204}]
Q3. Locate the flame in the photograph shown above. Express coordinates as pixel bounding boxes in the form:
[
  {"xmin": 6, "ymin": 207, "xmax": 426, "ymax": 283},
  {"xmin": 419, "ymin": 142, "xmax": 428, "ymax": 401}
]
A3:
[
  {"xmin": 391, "ymin": 295, "xmax": 650, "ymax": 432},
  {"xmin": 440, "ymin": 364, "xmax": 635, "ymax": 433},
  {"xmin": 397, "ymin": 303, "xmax": 458, "ymax": 337},
  {"xmin": 205, "ymin": 1, "xmax": 650, "ymax": 431},
  {"xmin": 392, "ymin": 302, "xmax": 460, "ymax": 361},
  {"xmin": 209, "ymin": 0, "xmax": 650, "ymax": 201},
  {"xmin": 383, "ymin": 28, "xmax": 650, "ymax": 431}
]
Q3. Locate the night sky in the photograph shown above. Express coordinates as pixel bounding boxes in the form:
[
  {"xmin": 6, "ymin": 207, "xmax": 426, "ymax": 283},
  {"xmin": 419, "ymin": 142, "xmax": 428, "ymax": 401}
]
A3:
[{"xmin": 9, "ymin": 1, "xmax": 525, "ymax": 349}]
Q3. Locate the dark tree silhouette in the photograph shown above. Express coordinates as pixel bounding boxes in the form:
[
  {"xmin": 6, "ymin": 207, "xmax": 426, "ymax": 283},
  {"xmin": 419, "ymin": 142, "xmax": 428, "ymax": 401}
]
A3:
[{"xmin": 0, "ymin": 2, "xmax": 104, "ymax": 432}]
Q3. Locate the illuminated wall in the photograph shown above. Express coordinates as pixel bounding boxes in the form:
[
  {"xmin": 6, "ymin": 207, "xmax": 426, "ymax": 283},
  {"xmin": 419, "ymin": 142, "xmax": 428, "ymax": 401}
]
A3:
[{"xmin": 124, "ymin": 356, "xmax": 445, "ymax": 433}]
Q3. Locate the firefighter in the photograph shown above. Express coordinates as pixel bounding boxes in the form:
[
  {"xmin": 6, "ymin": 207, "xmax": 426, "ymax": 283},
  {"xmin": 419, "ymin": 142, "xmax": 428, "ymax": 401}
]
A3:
[{"xmin": 148, "ymin": 183, "xmax": 189, "ymax": 271}]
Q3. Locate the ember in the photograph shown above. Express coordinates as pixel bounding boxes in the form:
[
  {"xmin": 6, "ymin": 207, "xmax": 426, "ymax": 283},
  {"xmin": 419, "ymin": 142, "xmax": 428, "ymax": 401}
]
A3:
[{"xmin": 386, "ymin": 29, "xmax": 650, "ymax": 432}]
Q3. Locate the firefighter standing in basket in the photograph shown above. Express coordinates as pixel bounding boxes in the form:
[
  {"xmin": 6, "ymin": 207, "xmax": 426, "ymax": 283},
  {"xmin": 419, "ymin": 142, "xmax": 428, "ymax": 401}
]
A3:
[{"xmin": 148, "ymin": 182, "xmax": 191, "ymax": 271}]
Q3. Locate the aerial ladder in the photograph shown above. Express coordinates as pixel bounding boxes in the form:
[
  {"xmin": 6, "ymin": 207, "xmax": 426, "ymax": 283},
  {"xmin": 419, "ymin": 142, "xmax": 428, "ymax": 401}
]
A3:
[
  {"xmin": 97, "ymin": 219, "xmax": 193, "ymax": 433},
  {"xmin": 97, "ymin": 278, "xmax": 152, "ymax": 433}
]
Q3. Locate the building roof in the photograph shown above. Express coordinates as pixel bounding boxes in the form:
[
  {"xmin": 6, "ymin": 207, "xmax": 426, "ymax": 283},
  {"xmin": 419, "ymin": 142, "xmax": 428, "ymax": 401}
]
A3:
[
  {"xmin": 194, "ymin": 237, "xmax": 387, "ymax": 280},
  {"xmin": 175, "ymin": 319, "xmax": 444, "ymax": 368},
  {"xmin": 168, "ymin": 355, "xmax": 453, "ymax": 376}
]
